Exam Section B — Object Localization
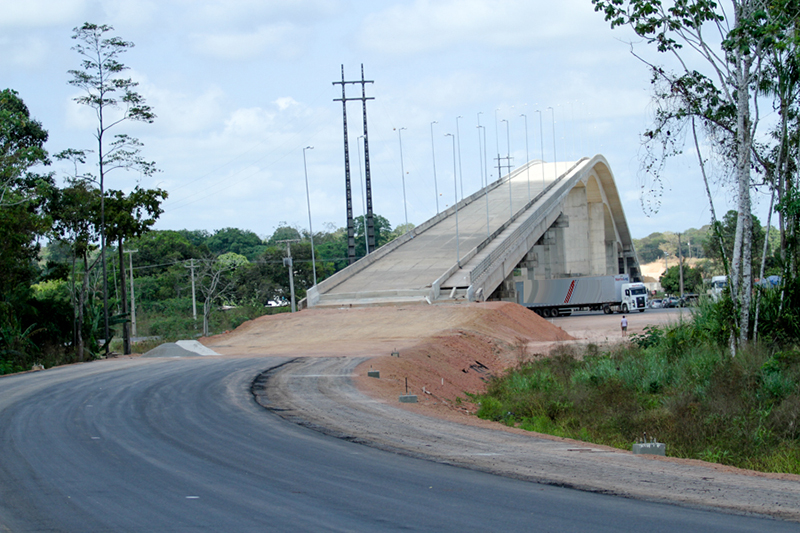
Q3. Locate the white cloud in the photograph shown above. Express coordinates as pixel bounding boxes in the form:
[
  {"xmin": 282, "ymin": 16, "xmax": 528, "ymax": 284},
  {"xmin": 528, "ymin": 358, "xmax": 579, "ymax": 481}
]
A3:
[
  {"xmin": 222, "ymin": 107, "xmax": 276, "ymax": 138},
  {"xmin": 273, "ymin": 96, "xmax": 299, "ymax": 111},
  {"xmin": 0, "ymin": 0, "xmax": 86, "ymax": 27},
  {"xmin": 145, "ymin": 84, "xmax": 227, "ymax": 134},
  {"xmin": 0, "ymin": 35, "xmax": 50, "ymax": 67},
  {"xmin": 186, "ymin": 0, "xmax": 341, "ymax": 26},
  {"xmin": 99, "ymin": 0, "xmax": 160, "ymax": 27},
  {"xmin": 358, "ymin": 0, "xmax": 602, "ymax": 55},
  {"xmin": 191, "ymin": 23, "xmax": 304, "ymax": 60}
]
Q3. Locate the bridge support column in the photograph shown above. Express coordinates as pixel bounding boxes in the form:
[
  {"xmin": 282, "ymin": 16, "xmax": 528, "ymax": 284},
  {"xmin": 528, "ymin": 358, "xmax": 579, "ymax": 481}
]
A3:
[{"xmin": 588, "ymin": 201, "xmax": 606, "ymax": 276}]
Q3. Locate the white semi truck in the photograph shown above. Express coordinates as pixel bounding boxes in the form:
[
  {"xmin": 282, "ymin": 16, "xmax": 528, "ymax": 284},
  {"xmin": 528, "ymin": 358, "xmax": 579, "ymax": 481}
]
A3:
[{"xmin": 513, "ymin": 273, "xmax": 648, "ymax": 317}]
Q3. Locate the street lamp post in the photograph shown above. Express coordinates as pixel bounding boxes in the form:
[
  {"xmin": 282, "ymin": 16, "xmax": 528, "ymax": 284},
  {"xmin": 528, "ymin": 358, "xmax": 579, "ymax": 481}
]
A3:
[
  {"xmin": 494, "ymin": 109, "xmax": 501, "ymax": 182},
  {"xmin": 431, "ymin": 121, "xmax": 439, "ymax": 214},
  {"xmin": 302, "ymin": 146, "xmax": 317, "ymax": 286},
  {"xmin": 535, "ymin": 109, "xmax": 545, "ymax": 188},
  {"xmin": 478, "ymin": 125, "xmax": 489, "ymax": 239},
  {"xmin": 521, "ymin": 113, "xmax": 530, "ymax": 201},
  {"xmin": 396, "ymin": 127, "xmax": 408, "ymax": 227},
  {"xmin": 456, "ymin": 115, "xmax": 464, "ymax": 200},
  {"xmin": 548, "ymin": 106, "xmax": 557, "ymax": 181},
  {"xmin": 502, "ymin": 118, "xmax": 512, "ymax": 217},
  {"xmin": 446, "ymin": 133, "xmax": 460, "ymax": 266},
  {"xmin": 477, "ymin": 112, "xmax": 484, "ymax": 187}
]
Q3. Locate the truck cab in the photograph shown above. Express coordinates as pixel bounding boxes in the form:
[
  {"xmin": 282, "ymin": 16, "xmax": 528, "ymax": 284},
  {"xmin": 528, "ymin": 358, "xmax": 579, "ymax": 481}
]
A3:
[{"xmin": 620, "ymin": 282, "xmax": 648, "ymax": 313}]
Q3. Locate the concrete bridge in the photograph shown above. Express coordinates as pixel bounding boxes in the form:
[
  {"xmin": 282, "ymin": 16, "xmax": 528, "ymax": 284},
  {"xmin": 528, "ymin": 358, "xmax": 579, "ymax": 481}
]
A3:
[{"xmin": 304, "ymin": 154, "xmax": 642, "ymax": 308}]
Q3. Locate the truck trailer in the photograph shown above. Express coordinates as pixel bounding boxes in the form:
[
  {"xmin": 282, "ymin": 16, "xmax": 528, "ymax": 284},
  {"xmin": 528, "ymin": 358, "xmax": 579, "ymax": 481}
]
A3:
[{"xmin": 514, "ymin": 273, "xmax": 648, "ymax": 317}]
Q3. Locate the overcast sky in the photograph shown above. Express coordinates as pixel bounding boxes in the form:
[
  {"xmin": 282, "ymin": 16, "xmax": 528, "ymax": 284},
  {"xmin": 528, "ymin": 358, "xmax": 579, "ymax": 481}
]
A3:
[{"xmin": 1, "ymin": 0, "xmax": 775, "ymax": 240}]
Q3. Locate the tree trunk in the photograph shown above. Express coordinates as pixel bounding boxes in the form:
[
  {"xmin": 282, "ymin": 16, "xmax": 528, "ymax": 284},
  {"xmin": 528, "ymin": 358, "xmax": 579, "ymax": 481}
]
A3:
[
  {"xmin": 733, "ymin": 38, "xmax": 754, "ymax": 348},
  {"xmin": 203, "ymin": 299, "xmax": 211, "ymax": 337}
]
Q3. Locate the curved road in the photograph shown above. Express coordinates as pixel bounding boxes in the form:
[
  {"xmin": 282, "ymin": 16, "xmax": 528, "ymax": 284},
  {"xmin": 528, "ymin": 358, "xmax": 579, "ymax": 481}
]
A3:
[{"xmin": 0, "ymin": 357, "xmax": 794, "ymax": 531}]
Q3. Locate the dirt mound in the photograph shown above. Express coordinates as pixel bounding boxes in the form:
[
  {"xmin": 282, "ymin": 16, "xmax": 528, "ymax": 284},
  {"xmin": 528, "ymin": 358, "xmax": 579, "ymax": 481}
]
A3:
[
  {"xmin": 203, "ymin": 301, "xmax": 572, "ymax": 358},
  {"xmin": 203, "ymin": 301, "xmax": 574, "ymax": 417}
]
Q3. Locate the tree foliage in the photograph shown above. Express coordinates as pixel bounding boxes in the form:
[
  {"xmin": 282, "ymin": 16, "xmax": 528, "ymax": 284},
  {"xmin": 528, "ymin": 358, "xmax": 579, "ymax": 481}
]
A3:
[
  {"xmin": 660, "ymin": 264, "xmax": 703, "ymax": 295},
  {"xmin": 591, "ymin": 0, "xmax": 797, "ymax": 347}
]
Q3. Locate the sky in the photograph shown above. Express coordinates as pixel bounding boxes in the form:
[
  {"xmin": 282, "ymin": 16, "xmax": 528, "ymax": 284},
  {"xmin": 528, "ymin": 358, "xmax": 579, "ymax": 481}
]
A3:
[{"xmin": 0, "ymin": 0, "xmax": 776, "ymax": 241}]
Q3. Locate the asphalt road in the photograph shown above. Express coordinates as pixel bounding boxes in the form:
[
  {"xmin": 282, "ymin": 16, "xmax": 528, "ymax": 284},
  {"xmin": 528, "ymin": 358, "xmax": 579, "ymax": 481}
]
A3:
[{"xmin": 0, "ymin": 357, "xmax": 795, "ymax": 532}]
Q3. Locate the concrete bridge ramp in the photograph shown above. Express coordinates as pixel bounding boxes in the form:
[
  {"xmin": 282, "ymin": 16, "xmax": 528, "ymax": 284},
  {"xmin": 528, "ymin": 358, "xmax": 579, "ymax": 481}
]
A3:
[{"xmin": 305, "ymin": 154, "xmax": 641, "ymax": 308}]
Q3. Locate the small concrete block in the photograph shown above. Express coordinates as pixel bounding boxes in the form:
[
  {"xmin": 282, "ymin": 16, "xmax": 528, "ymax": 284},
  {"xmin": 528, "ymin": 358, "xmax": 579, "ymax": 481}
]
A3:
[
  {"xmin": 632, "ymin": 442, "xmax": 666, "ymax": 456},
  {"xmin": 367, "ymin": 370, "xmax": 380, "ymax": 378},
  {"xmin": 399, "ymin": 394, "xmax": 418, "ymax": 403}
]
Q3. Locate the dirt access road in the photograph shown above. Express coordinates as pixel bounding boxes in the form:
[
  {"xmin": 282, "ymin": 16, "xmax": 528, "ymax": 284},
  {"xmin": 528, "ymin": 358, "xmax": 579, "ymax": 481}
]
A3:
[{"xmin": 205, "ymin": 303, "xmax": 800, "ymax": 522}]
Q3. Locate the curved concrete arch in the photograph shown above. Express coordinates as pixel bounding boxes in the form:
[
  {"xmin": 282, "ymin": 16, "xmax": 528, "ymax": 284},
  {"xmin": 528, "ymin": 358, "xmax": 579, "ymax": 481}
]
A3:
[{"xmin": 305, "ymin": 154, "xmax": 641, "ymax": 308}]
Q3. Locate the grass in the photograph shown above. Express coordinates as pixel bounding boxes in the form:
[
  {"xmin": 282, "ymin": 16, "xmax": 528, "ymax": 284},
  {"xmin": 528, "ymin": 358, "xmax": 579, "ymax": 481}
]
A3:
[{"xmin": 474, "ymin": 313, "xmax": 800, "ymax": 475}]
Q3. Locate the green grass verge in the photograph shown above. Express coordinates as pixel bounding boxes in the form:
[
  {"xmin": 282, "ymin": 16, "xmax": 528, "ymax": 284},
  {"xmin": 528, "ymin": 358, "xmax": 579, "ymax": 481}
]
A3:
[{"xmin": 474, "ymin": 319, "xmax": 800, "ymax": 474}]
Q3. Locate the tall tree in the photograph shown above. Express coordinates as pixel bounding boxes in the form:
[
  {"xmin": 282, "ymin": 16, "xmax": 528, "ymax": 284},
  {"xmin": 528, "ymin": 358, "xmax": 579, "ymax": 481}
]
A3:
[
  {"xmin": 197, "ymin": 252, "xmax": 248, "ymax": 337},
  {"xmin": 68, "ymin": 22, "xmax": 157, "ymax": 354},
  {"xmin": 0, "ymin": 89, "xmax": 50, "ymax": 206},
  {"xmin": 591, "ymin": 0, "xmax": 792, "ymax": 347},
  {"xmin": 0, "ymin": 89, "xmax": 53, "ymax": 306}
]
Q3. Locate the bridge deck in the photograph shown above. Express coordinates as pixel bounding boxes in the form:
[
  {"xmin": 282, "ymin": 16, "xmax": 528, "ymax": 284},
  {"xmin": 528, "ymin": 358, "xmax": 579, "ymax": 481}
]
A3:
[{"xmin": 324, "ymin": 160, "xmax": 578, "ymax": 298}]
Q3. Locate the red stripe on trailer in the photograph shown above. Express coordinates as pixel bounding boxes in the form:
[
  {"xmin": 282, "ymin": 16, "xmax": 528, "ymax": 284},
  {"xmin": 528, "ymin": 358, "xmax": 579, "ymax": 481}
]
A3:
[{"xmin": 564, "ymin": 280, "xmax": 576, "ymax": 303}]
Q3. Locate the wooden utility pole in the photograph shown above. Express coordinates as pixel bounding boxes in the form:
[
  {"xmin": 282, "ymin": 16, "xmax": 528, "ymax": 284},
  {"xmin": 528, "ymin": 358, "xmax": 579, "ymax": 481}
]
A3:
[
  {"xmin": 124, "ymin": 249, "xmax": 138, "ymax": 342},
  {"xmin": 185, "ymin": 259, "xmax": 198, "ymax": 324},
  {"xmin": 276, "ymin": 239, "xmax": 300, "ymax": 312}
]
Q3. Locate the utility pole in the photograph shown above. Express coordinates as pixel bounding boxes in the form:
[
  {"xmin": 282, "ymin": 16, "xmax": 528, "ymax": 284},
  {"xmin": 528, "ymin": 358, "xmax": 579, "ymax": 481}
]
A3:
[
  {"xmin": 357, "ymin": 135, "xmax": 369, "ymax": 254},
  {"xmin": 124, "ymin": 249, "xmax": 138, "ymax": 340},
  {"xmin": 185, "ymin": 258, "xmax": 197, "ymax": 325},
  {"xmin": 333, "ymin": 64, "xmax": 375, "ymax": 263},
  {"xmin": 277, "ymin": 239, "xmax": 300, "ymax": 312}
]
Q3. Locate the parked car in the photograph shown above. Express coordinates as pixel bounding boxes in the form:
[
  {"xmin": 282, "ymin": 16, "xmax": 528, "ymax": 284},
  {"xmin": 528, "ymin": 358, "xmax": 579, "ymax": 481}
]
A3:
[
  {"xmin": 664, "ymin": 296, "xmax": 680, "ymax": 308},
  {"xmin": 649, "ymin": 299, "xmax": 663, "ymax": 309},
  {"xmin": 679, "ymin": 294, "xmax": 699, "ymax": 307}
]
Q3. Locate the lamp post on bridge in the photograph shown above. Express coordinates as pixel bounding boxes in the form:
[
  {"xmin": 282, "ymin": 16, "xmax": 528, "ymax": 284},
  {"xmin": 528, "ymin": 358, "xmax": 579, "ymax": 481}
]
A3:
[
  {"xmin": 478, "ymin": 124, "xmax": 490, "ymax": 239},
  {"xmin": 431, "ymin": 121, "xmax": 439, "ymax": 214},
  {"xmin": 521, "ymin": 113, "xmax": 530, "ymax": 202},
  {"xmin": 502, "ymin": 118, "xmax": 512, "ymax": 218},
  {"xmin": 494, "ymin": 109, "xmax": 501, "ymax": 182},
  {"xmin": 445, "ymin": 133, "xmax": 460, "ymax": 267},
  {"xmin": 477, "ymin": 112, "xmax": 484, "ymax": 187},
  {"xmin": 456, "ymin": 115, "xmax": 464, "ymax": 200},
  {"xmin": 548, "ymin": 106, "xmax": 557, "ymax": 181},
  {"xmin": 535, "ymin": 109, "xmax": 545, "ymax": 188}
]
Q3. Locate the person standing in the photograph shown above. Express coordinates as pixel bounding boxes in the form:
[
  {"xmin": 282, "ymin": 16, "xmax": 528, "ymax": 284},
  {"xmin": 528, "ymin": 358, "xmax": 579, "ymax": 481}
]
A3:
[{"xmin": 621, "ymin": 315, "xmax": 628, "ymax": 337}]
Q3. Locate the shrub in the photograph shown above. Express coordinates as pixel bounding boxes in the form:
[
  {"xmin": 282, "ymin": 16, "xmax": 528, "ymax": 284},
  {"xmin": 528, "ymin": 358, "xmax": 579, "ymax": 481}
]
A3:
[{"xmin": 474, "ymin": 318, "xmax": 800, "ymax": 474}]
